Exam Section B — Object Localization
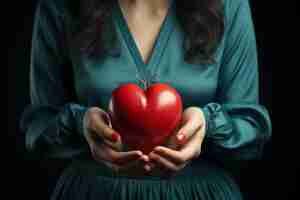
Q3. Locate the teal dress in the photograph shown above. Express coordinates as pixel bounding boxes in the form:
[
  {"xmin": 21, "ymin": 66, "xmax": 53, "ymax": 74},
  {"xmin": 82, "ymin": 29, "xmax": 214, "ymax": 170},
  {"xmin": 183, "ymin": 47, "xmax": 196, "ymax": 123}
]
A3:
[{"xmin": 21, "ymin": 0, "xmax": 272, "ymax": 199}]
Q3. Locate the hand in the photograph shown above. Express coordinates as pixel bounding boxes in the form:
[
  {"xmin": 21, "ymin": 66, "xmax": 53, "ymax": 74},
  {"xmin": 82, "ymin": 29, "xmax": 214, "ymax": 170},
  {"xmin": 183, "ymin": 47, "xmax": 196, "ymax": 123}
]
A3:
[
  {"xmin": 144, "ymin": 107, "xmax": 206, "ymax": 176},
  {"xmin": 83, "ymin": 107, "xmax": 147, "ymax": 175}
]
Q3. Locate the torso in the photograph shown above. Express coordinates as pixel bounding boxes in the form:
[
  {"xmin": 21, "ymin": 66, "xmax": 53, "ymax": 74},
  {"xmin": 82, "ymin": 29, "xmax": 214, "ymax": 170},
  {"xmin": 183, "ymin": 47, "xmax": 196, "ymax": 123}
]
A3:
[
  {"xmin": 50, "ymin": 1, "xmax": 243, "ymax": 198},
  {"xmin": 71, "ymin": 0, "xmax": 225, "ymax": 115}
]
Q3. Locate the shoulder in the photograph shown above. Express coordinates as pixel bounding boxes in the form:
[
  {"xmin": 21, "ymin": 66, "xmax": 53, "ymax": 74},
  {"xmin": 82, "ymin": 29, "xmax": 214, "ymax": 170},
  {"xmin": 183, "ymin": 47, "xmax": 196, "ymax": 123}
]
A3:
[
  {"xmin": 223, "ymin": 0, "xmax": 252, "ymax": 22},
  {"xmin": 222, "ymin": 0, "xmax": 253, "ymax": 35},
  {"xmin": 223, "ymin": 0, "xmax": 250, "ymax": 13}
]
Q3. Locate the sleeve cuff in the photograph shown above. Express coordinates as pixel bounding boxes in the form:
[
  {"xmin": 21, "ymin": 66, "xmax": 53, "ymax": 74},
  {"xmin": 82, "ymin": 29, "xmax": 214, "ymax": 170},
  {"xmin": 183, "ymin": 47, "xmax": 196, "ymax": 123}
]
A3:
[
  {"xmin": 59, "ymin": 103, "xmax": 89, "ymax": 141},
  {"xmin": 72, "ymin": 104, "xmax": 89, "ymax": 139},
  {"xmin": 202, "ymin": 103, "xmax": 234, "ymax": 141}
]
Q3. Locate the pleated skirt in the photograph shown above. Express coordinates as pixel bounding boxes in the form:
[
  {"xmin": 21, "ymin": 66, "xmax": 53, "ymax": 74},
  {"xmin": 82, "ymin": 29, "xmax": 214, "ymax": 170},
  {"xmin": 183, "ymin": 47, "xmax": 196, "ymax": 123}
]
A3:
[{"xmin": 51, "ymin": 158, "xmax": 243, "ymax": 200}]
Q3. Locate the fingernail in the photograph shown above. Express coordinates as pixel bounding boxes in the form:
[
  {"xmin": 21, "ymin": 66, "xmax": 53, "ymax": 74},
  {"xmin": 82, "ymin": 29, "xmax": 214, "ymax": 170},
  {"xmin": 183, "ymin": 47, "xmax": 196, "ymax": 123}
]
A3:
[
  {"xmin": 176, "ymin": 133, "xmax": 186, "ymax": 145},
  {"xmin": 144, "ymin": 164, "xmax": 151, "ymax": 171},
  {"xmin": 111, "ymin": 132, "xmax": 120, "ymax": 142},
  {"xmin": 142, "ymin": 155, "xmax": 150, "ymax": 162},
  {"xmin": 154, "ymin": 147, "xmax": 162, "ymax": 153}
]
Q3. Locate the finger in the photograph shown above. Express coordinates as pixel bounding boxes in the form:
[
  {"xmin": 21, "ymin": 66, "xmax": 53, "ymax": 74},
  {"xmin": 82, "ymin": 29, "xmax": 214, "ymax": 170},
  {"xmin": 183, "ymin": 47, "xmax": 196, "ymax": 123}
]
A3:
[
  {"xmin": 139, "ymin": 154, "xmax": 150, "ymax": 162},
  {"xmin": 149, "ymin": 152, "xmax": 185, "ymax": 172},
  {"xmin": 91, "ymin": 145, "xmax": 143, "ymax": 174},
  {"xmin": 144, "ymin": 164, "xmax": 151, "ymax": 172},
  {"xmin": 89, "ymin": 109, "xmax": 121, "ymax": 143},
  {"xmin": 180, "ymin": 126, "xmax": 205, "ymax": 160},
  {"xmin": 163, "ymin": 123, "xmax": 182, "ymax": 150},
  {"xmin": 101, "ymin": 156, "xmax": 146, "ymax": 176},
  {"xmin": 144, "ymin": 162, "xmax": 169, "ymax": 177},
  {"xmin": 89, "ymin": 110, "xmax": 122, "ymax": 150},
  {"xmin": 102, "ymin": 111, "xmax": 112, "ymax": 128},
  {"xmin": 98, "ymin": 143, "xmax": 143, "ymax": 165},
  {"xmin": 89, "ymin": 129, "xmax": 122, "ymax": 151},
  {"xmin": 101, "ymin": 136, "xmax": 122, "ymax": 152},
  {"xmin": 143, "ymin": 161, "xmax": 156, "ymax": 172},
  {"xmin": 175, "ymin": 112, "xmax": 204, "ymax": 146},
  {"xmin": 113, "ymin": 150, "xmax": 144, "ymax": 165},
  {"xmin": 155, "ymin": 126, "xmax": 205, "ymax": 164},
  {"xmin": 90, "ymin": 144, "xmax": 119, "ymax": 171},
  {"xmin": 153, "ymin": 146, "xmax": 188, "ymax": 165},
  {"xmin": 145, "ymin": 161, "xmax": 168, "ymax": 174}
]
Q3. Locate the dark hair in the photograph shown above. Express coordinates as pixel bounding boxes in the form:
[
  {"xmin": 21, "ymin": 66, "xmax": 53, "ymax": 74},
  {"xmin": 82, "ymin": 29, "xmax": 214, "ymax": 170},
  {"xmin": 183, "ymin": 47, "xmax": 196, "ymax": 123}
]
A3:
[{"xmin": 68, "ymin": 0, "xmax": 224, "ymax": 64}]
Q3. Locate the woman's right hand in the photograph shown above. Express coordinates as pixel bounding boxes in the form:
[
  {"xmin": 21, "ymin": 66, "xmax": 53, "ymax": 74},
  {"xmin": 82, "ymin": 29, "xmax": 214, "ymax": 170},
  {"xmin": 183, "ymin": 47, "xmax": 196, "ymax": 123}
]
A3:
[{"xmin": 83, "ymin": 107, "xmax": 147, "ymax": 174}]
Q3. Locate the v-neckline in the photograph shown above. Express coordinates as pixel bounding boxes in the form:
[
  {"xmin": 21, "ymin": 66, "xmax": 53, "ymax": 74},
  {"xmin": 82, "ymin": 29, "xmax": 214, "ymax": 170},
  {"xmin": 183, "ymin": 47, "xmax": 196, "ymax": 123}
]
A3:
[{"xmin": 113, "ymin": 0, "xmax": 175, "ymax": 79}]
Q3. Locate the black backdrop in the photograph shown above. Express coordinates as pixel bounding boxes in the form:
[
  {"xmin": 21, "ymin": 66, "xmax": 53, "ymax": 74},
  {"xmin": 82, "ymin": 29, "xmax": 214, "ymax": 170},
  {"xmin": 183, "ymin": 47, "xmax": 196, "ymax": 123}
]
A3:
[{"xmin": 7, "ymin": 0, "xmax": 295, "ymax": 199}]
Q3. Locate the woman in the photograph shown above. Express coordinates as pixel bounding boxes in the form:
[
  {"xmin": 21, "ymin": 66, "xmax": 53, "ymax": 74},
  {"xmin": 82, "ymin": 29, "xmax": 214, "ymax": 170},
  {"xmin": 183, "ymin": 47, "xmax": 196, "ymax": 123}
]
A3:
[{"xmin": 21, "ymin": 0, "xmax": 272, "ymax": 199}]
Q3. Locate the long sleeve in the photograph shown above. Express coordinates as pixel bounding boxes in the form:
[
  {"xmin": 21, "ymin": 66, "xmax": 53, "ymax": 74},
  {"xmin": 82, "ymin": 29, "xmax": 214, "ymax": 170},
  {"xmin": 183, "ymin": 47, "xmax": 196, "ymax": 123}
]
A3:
[
  {"xmin": 201, "ymin": 0, "xmax": 272, "ymax": 164},
  {"xmin": 20, "ymin": 0, "xmax": 89, "ymax": 159}
]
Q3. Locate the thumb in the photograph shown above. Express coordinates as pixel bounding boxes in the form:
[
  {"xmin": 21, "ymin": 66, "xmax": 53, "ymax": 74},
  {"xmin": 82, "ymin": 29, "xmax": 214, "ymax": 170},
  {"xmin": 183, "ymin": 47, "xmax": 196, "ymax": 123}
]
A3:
[
  {"xmin": 175, "ymin": 109, "xmax": 204, "ymax": 146},
  {"xmin": 86, "ymin": 108, "xmax": 122, "ymax": 150}
]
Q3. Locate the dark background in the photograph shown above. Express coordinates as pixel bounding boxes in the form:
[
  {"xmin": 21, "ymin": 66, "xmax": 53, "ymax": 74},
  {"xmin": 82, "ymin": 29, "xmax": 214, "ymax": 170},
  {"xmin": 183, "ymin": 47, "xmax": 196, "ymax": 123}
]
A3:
[{"xmin": 7, "ymin": 0, "xmax": 296, "ymax": 199}]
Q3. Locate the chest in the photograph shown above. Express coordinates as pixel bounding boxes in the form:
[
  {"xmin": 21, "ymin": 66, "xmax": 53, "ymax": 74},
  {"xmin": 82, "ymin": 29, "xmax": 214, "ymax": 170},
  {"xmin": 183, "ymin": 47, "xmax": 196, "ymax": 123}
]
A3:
[
  {"xmin": 123, "ymin": 12, "xmax": 167, "ymax": 64},
  {"xmin": 71, "ymin": 5, "xmax": 224, "ymax": 110}
]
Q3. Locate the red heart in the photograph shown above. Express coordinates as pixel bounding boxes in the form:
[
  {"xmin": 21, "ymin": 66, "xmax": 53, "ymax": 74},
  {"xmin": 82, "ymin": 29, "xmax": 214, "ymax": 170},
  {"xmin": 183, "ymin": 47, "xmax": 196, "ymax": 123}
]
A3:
[{"xmin": 108, "ymin": 83, "xmax": 183, "ymax": 154}]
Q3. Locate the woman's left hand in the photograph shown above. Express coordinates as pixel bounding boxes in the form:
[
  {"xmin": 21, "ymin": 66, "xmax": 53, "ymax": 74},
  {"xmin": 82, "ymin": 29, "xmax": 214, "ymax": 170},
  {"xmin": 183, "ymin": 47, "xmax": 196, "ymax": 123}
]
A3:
[{"xmin": 143, "ymin": 107, "xmax": 206, "ymax": 175}]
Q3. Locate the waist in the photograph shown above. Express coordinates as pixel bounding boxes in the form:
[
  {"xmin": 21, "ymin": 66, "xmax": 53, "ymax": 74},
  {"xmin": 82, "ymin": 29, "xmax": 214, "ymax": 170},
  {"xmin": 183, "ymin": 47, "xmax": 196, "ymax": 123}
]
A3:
[{"xmin": 67, "ymin": 156, "xmax": 232, "ymax": 181}]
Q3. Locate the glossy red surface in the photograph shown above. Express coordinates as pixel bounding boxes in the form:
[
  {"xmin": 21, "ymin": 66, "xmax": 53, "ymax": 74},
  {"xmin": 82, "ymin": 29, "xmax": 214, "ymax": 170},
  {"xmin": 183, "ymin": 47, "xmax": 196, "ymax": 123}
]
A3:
[{"xmin": 108, "ymin": 83, "xmax": 183, "ymax": 154}]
